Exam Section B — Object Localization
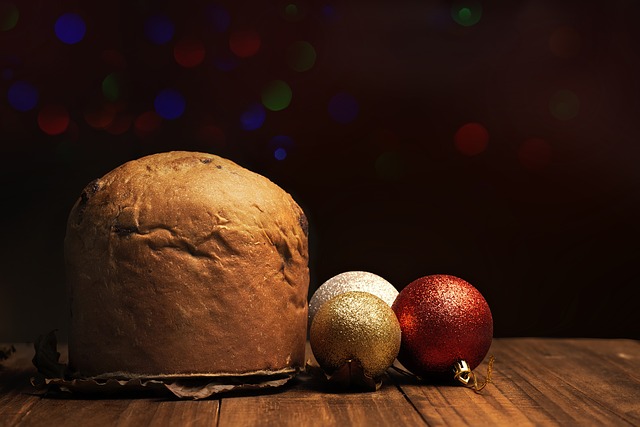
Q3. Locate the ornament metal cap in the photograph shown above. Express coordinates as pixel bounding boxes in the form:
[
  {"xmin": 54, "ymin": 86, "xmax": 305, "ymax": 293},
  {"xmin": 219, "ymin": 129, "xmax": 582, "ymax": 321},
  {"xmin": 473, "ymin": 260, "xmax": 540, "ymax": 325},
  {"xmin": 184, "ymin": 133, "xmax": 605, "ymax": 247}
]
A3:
[
  {"xmin": 453, "ymin": 356, "xmax": 495, "ymax": 393},
  {"xmin": 453, "ymin": 360, "xmax": 473, "ymax": 385}
]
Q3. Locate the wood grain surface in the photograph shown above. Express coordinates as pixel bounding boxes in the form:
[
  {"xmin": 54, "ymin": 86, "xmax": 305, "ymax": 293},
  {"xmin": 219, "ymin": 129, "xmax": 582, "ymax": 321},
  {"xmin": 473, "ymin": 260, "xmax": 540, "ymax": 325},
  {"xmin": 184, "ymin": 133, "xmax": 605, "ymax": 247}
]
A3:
[{"xmin": 1, "ymin": 339, "xmax": 638, "ymax": 426}]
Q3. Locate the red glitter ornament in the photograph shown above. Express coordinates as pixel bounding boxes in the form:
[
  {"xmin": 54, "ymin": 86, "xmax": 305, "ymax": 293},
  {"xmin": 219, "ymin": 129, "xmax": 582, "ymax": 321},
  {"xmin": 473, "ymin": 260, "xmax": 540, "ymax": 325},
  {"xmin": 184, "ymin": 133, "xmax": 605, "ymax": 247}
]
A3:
[{"xmin": 392, "ymin": 274, "xmax": 493, "ymax": 379}]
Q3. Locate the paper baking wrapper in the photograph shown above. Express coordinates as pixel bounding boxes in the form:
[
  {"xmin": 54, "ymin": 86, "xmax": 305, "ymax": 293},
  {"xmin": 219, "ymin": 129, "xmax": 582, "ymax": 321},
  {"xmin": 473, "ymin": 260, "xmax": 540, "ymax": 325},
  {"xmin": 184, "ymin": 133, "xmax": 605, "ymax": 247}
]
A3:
[
  {"xmin": 32, "ymin": 373, "xmax": 295, "ymax": 399},
  {"xmin": 30, "ymin": 331, "xmax": 296, "ymax": 400}
]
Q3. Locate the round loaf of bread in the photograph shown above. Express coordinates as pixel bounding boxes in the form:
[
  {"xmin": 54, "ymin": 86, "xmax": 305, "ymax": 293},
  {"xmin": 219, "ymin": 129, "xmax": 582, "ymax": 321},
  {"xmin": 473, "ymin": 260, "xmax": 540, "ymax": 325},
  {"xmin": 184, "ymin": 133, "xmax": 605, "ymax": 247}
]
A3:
[{"xmin": 65, "ymin": 151, "xmax": 309, "ymax": 378}]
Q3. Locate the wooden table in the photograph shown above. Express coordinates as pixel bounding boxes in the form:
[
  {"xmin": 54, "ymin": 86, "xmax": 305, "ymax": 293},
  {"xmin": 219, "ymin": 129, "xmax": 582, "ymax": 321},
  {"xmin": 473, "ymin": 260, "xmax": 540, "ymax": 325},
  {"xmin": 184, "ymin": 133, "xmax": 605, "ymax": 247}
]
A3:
[{"xmin": 1, "ymin": 339, "xmax": 638, "ymax": 426}]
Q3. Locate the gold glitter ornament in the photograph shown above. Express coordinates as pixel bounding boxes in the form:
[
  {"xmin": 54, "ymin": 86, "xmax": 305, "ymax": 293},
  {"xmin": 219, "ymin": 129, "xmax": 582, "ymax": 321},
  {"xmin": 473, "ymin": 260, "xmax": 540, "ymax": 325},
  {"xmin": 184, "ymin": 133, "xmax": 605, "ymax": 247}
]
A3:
[
  {"xmin": 310, "ymin": 291, "xmax": 401, "ymax": 380},
  {"xmin": 309, "ymin": 271, "xmax": 398, "ymax": 325}
]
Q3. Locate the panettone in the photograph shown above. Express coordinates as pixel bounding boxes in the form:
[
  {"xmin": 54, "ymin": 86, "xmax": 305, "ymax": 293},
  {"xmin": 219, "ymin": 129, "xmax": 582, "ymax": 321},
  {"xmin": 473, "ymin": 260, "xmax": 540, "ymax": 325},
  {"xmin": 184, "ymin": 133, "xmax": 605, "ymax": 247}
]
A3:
[{"xmin": 64, "ymin": 151, "xmax": 309, "ymax": 379}]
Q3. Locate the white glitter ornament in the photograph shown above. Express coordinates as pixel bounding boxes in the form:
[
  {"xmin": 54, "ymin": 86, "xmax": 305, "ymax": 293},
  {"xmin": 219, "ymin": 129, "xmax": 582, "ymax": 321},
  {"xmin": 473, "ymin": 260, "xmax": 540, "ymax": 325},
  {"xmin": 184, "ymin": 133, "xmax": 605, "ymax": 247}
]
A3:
[{"xmin": 309, "ymin": 271, "xmax": 399, "ymax": 325}]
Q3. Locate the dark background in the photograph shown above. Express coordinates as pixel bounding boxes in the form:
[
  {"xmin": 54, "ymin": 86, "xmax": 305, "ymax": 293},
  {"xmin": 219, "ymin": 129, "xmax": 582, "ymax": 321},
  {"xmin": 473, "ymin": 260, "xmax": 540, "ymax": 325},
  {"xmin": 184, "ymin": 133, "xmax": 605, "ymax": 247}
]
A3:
[{"xmin": 1, "ymin": 0, "xmax": 639, "ymax": 342}]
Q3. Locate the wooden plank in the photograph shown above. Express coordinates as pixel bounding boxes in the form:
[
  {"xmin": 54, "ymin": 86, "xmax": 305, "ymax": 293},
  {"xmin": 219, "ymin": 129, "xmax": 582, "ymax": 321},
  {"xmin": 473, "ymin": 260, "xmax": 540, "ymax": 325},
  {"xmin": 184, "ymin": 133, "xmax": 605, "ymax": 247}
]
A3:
[
  {"xmin": 217, "ymin": 343, "xmax": 427, "ymax": 427},
  {"xmin": 500, "ymin": 338, "xmax": 640, "ymax": 424},
  {"xmin": 395, "ymin": 338, "xmax": 640, "ymax": 426},
  {"xmin": 15, "ymin": 398, "xmax": 220, "ymax": 427},
  {"xmin": 0, "ymin": 344, "xmax": 42, "ymax": 426},
  {"xmin": 217, "ymin": 376, "xmax": 426, "ymax": 427},
  {"xmin": 0, "ymin": 343, "xmax": 220, "ymax": 427}
]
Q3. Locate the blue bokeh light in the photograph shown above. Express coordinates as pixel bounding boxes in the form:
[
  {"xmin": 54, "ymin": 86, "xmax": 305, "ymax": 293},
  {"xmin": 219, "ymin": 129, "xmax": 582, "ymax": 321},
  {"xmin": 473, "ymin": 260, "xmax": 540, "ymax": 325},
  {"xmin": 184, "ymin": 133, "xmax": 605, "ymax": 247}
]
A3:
[
  {"xmin": 144, "ymin": 14, "xmax": 174, "ymax": 45},
  {"xmin": 7, "ymin": 80, "xmax": 38, "ymax": 111},
  {"xmin": 54, "ymin": 13, "xmax": 86, "ymax": 44},
  {"xmin": 214, "ymin": 56, "xmax": 239, "ymax": 72},
  {"xmin": 269, "ymin": 135, "xmax": 294, "ymax": 160},
  {"xmin": 328, "ymin": 92, "xmax": 359, "ymax": 124},
  {"xmin": 274, "ymin": 147, "xmax": 287, "ymax": 160},
  {"xmin": 206, "ymin": 3, "xmax": 230, "ymax": 33},
  {"xmin": 240, "ymin": 103, "xmax": 266, "ymax": 131},
  {"xmin": 154, "ymin": 89, "xmax": 186, "ymax": 120},
  {"xmin": 322, "ymin": 5, "xmax": 339, "ymax": 22}
]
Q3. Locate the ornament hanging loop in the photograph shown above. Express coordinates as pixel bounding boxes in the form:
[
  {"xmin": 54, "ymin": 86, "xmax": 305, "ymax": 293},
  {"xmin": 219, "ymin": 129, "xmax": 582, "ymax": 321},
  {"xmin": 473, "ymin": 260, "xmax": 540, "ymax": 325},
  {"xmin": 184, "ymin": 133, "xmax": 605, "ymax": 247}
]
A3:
[
  {"xmin": 453, "ymin": 356, "xmax": 495, "ymax": 393},
  {"xmin": 453, "ymin": 359, "xmax": 473, "ymax": 385}
]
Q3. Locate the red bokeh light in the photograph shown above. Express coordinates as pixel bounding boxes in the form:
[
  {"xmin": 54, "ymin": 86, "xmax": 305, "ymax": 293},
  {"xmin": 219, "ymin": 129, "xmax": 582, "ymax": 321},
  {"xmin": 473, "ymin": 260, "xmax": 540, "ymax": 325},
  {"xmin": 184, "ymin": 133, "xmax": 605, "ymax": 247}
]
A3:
[
  {"xmin": 106, "ymin": 114, "xmax": 133, "ymax": 135},
  {"xmin": 195, "ymin": 124, "xmax": 226, "ymax": 148},
  {"xmin": 174, "ymin": 37, "xmax": 206, "ymax": 68},
  {"xmin": 454, "ymin": 122, "xmax": 489, "ymax": 156},
  {"xmin": 549, "ymin": 26, "xmax": 581, "ymax": 58},
  {"xmin": 37, "ymin": 104, "xmax": 70, "ymax": 135},
  {"xmin": 84, "ymin": 104, "xmax": 116, "ymax": 129},
  {"xmin": 134, "ymin": 111, "xmax": 162, "ymax": 138},
  {"xmin": 229, "ymin": 29, "xmax": 261, "ymax": 58}
]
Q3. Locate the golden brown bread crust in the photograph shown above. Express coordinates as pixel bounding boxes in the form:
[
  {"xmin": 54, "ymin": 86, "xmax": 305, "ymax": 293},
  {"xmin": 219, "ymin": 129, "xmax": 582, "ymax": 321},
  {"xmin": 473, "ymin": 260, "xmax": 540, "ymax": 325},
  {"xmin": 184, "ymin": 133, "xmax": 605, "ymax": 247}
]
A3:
[{"xmin": 65, "ymin": 151, "xmax": 309, "ymax": 378}]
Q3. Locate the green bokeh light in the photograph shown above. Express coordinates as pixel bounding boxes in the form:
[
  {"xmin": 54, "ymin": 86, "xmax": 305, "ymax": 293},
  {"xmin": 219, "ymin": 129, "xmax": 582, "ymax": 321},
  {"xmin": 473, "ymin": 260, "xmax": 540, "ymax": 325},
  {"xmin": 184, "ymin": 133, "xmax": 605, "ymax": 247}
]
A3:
[
  {"xmin": 285, "ymin": 4, "xmax": 298, "ymax": 17},
  {"xmin": 451, "ymin": 2, "xmax": 482, "ymax": 27},
  {"xmin": 458, "ymin": 8, "xmax": 471, "ymax": 21},
  {"xmin": 287, "ymin": 41, "xmax": 316, "ymax": 72},
  {"xmin": 102, "ymin": 73, "xmax": 121, "ymax": 102},
  {"xmin": 375, "ymin": 151, "xmax": 406, "ymax": 181},
  {"xmin": 0, "ymin": 2, "xmax": 19, "ymax": 31},
  {"xmin": 261, "ymin": 80, "xmax": 292, "ymax": 111},
  {"xmin": 549, "ymin": 89, "xmax": 579, "ymax": 120},
  {"xmin": 283, "ymin": 2, "xmax": 307, "ymax": 22}
]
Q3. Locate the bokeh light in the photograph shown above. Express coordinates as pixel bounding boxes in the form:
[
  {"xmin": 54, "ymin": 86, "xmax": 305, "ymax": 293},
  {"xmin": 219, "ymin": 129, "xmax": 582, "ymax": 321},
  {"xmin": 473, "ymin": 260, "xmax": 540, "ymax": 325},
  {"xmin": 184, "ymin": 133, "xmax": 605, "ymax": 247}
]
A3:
[
  {"xmin": 322, "ymin": 4, "xmax": 339, "ymax": 23},
  {"xmin": 285, "ymin": 4, "xmax": 298, "ymax": 17},
  {"xmin": 229, "ymin": 29, "xmax": 261, "ymax": 58},
  {"xmin": 214, "ymin": 55, "xmax": 239, "ymax": 72},
  {"xmin": 328, "ymin": 92, "xmax": 359, "ymax": 124},
  {"xmin": 174, "ymin": 36, "xmax": 206, "ymax": 68},
  {"xmin": 195, "ymin": 124, "xmax": 226, "ymax": 148},
  {"xmin": 240, "ymin": 102, "xmax": 266, "ymax": 131},
  {"xmin": 274, "ymin": 148, "xmax": 287, "ymax": 160},
  {"xmin": 2, "ymin": 68, "xmax": 13, "ymax": 80},
  {"xmin": 206, "ymin": 3, "xmax": 230, "ymax": 33},
  {"xmin": 154, "ymin": 89, "xmax": 186, "ymax": 120},
  {"xmin": 54, "ymin": 13, "xmax": 86, "ymax": 44},
  {"xmin": 269, "ymin": 134, "xmax": 294, "ymax": 160},
  {"xmin": 518, "ymin": 138, "xmax": 552, "ymax": 171},
  {"xmin": 549, "ymin": 89, "xmax": 579, "ymax": 120},
  {"xmin": 261, "ymin": 80, "xmax": 292, "ymax": 111},
  {"xmin": 283, "ymin": 3, "xmax": 308, "ymax": 22},
  {"xmin": 287, "ymin": 41, "xmax": 316, "ymax": 72},
  {"xmin": 102, "ymin": 73, "xmax": 125, "ymax": 102},
  {"xmin": 37, "ymin": 104, "xmax": 69, "ymax": 136},
  {"xmin": 144, "ymin": 14, "xmax": 174, "ymax": 45},
  {"xmin": 0, "ymin": 2, "xmax": 19, "ymax": 31},
  {"xmin": 105, "ymin": 114, "xmax": 133, "ymax": 135},
  {"xmin": 454, "ymin": 122, "xmax": 489, "ymax": 156},
  {"xmin": 84, "ymin": 103, "xmax": 116, "ymax": 129},
  {"xmin": 375, "ymin": 150, "xmax": 406, "ymax": 181},
  {"xmin": 451, "ymin": 1, "xmax": 482, "ymax": 27},
  {"xmin": 106, "ymin": 114, "xmax": 133, "ymax": 135},
  {"xmin": 101, "ymin": 49, "xmax": 127, "ymax": 70},
  {"xmin": 134, "ymin": 111, "xmax": 162, "ymax": 138},
  {"xmin": 7, "ymin": 81, "xmax": 38, "ymax": 111},
  {"xmin": 549, "ymin": 26, "xmax": 581, "ymax": 58}
]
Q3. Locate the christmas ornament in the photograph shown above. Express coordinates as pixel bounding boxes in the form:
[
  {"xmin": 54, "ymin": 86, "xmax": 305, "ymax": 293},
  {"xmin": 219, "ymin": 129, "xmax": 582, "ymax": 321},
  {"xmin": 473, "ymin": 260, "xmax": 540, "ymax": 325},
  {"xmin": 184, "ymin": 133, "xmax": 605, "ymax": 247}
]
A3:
[
  {"xmin": 309, "ymin": 271, "xmax": 398, "ymax": 325},
  {"xmin": 310, "ymin": 291, "xmax": 401, "ymax": 388},
  {"xmin": 392, "ymin": 274, "xmax": 493, "ymax": 388}
]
